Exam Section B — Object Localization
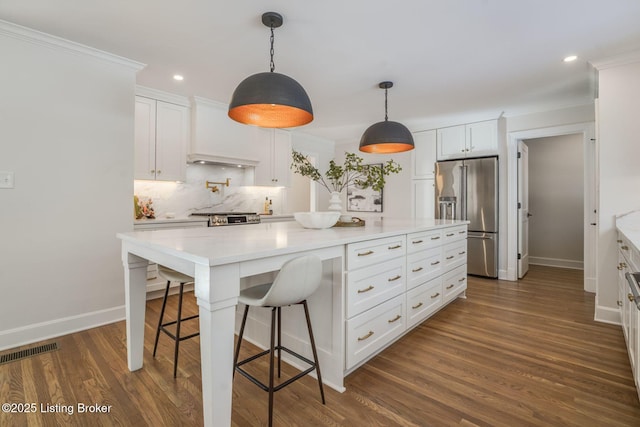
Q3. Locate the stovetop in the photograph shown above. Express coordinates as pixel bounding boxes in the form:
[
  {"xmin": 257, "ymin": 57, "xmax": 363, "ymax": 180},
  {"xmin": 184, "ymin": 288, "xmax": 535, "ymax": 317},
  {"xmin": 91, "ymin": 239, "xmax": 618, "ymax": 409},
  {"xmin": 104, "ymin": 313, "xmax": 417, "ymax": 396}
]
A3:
[
  {"xmin": 190, "ymin": 212, "xmax": 260, "ymax": 226},
  {"xmin": 190, "ymin": 212, "xmax": 257, "ymax": 216}
]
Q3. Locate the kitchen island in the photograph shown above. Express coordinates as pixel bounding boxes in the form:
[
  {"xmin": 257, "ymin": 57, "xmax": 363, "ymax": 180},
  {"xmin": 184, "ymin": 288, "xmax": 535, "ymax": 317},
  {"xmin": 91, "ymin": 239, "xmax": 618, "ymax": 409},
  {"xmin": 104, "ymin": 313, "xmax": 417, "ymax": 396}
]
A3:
[{"xmin": 117, "ymin": 218, "xmax": 468, "ymax": 427}]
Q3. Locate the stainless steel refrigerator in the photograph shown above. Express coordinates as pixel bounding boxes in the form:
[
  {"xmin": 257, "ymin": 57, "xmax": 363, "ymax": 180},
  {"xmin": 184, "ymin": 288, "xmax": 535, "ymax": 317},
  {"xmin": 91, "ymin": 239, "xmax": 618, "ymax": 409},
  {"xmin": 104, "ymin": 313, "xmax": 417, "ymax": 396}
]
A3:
[{"xmin": 435, "ymin": 157, "xmax": 498, "ymax": 278}]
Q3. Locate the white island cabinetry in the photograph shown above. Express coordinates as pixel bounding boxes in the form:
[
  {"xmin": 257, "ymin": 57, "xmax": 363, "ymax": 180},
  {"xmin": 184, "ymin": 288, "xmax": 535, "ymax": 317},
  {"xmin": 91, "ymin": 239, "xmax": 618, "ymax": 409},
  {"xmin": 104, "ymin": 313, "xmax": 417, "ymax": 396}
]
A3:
[
  {"xmin": 118, "ymin": 218, "xmax": 468, "ymax": 427},
  {"xmin": 616, "ymin": 212, "xmax": 640, "ymax": 402}
]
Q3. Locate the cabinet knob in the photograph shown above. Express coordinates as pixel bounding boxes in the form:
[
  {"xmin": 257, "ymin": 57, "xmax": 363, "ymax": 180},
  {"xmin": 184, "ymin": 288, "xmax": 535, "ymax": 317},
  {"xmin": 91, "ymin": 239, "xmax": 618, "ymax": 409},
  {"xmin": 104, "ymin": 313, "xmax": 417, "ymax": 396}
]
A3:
[
  {"xmin": 150, "ymin": 169, "xmax": 155, "ymax": 173},
  {"xmin": 157, "ymin": 170, "xmax": 161, "ymax": 174},
  {"xmin": 629, "ymin": 293, "xmax": 636, "ymax": 302}
]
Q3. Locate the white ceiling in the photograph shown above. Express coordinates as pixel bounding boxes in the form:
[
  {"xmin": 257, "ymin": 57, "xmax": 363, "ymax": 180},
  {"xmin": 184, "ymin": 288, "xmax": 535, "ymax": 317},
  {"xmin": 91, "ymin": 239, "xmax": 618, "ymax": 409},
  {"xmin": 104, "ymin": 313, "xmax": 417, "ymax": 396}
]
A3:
[{"xmin": 2, "ymin": 0, "xmax": 640, "ymax": 143}]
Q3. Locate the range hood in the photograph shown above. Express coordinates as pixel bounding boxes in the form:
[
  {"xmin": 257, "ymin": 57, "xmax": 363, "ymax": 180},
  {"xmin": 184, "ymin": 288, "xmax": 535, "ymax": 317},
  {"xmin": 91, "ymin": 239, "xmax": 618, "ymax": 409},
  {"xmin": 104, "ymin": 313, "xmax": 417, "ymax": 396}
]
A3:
[{"xmin": 187, "ymin": 153, "xmax": 259, "ymax": 168}]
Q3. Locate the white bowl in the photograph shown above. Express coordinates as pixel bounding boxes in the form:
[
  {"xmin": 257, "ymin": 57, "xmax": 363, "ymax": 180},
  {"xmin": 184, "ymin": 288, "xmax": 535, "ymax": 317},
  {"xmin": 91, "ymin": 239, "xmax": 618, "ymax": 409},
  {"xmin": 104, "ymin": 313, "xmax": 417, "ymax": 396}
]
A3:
[{"xmin": 294, "ymin": 211, "xmax": 340, "ymax": 229}]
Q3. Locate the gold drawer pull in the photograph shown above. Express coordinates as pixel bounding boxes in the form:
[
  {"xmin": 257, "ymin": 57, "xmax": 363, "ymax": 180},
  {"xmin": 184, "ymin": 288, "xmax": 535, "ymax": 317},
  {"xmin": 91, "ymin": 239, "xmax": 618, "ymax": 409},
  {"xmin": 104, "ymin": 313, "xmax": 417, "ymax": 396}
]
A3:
[
  {"xmin": 412, "ymin": 239, "xmax": 424, "ymax": 244},
  {"xmin": 358, "ymin": 331, "xmax": 374, "ymax": 341},
  {"xmin": 388, "ymin": 315, "xmax": 401, "ymax": 323},
  {"xmin": 431, "ymin": 261, "xmax": 440, "ymax": 266},
  {"xmin": 446, "ymin": 233, "xmax": 454, "ymax": 237},
  {"xmin": 459, "ymin": 251, "xmax": 466, "ymax": 255},
  {"xmin": 388, "ymin": 275, "xmax": 402, "ymax": 282},
  {"xmin": 629, "ymin": 294, "xmax": 636, "ymax": 302},
  {"xmin": 618, "ymin": 262, "xmax": 627, "ymax": 270},
  {"xmin": 431, "ymin": 292, "xmax": 440, "ymax": 299},
  {"xmin": 622, "ymin": 245, "xmax": 629, "ymax": 251},
  {"xmin": 357, "ymin": 285, "xmax": 375, "ymax": 294},
  {"xmin": 358, "ymin": 250, "xmax": 374, "ymax": 256},
  {"xmin": 459, "ymin": 230, "xmax": 466, "ymax": 234},
  {"xmin": 617, "ymin": 300, "xmax": 623, "ymax": 307},
  {"xmin": 617, "ymin": 239, "xmax": 623, "ymax": 243},
  {"xmin": 446, "ymin": 255, "xmax": 454, "ymax": 260},
  {"xmin": 446, "ymin": 284, "xmax": 454, "ymax": 290},
  {"xmin": 459, "ymin": 277, "xmax": 466, "ymax": 282},
  {"xmin": 412, "ymin": 302, "xmax": 424, "ymax": 309},
  {"xmin": 388, "ymin": 244, "xmax": 402, "ymax": 250},
  {"xmin": 430, "ymin": 236, "xmax": 440, "ymax": 240},
  {"xmin": 412, "ymin": 267, "xmax": 424, "ymax": 272}
]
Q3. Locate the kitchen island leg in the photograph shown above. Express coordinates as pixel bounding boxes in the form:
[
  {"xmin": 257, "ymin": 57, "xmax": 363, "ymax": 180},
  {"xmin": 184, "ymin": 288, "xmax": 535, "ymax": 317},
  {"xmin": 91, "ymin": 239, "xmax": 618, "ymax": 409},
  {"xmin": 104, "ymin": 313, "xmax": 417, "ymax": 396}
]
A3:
[{"xmin": 122, "ymin": 252, "xmax": 149, "ymax": 371}]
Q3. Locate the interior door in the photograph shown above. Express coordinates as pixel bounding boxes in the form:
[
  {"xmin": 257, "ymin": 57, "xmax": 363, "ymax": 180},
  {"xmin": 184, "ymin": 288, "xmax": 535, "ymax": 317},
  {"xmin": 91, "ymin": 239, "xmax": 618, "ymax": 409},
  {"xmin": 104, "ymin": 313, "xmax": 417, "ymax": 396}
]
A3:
[{"xmin": 518, "ymin": 140, "xmax": 530, "ymax": 278}]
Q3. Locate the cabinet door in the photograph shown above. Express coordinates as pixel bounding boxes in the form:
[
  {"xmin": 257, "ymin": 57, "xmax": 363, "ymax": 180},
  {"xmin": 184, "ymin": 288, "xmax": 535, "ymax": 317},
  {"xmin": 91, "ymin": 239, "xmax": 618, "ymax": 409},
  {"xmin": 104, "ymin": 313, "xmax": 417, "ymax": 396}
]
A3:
[
  {"xmin": 412, "ymin": 130, "xmax": 437, "ymax": 178},
  {"xmin": 155, "ymin": 101, "xmax": 189, "ymax": 181},
  {"xmin": 254, "ymin": 129, "xmax": 292, "ymax": 186},
  {"xmin": 467, "ymin": 120, "xmax": 498, "ymax": 157},
  {"xmin": 412, "ymin": 179, "xmax": 435, "ymax": 219},
  {"xmin": 134, "ymin": 97, "xmax": 157, "ymax": 180},
  {"xmin": 437, "ymin": 125, "xmax": 467, "ymax": 160}
]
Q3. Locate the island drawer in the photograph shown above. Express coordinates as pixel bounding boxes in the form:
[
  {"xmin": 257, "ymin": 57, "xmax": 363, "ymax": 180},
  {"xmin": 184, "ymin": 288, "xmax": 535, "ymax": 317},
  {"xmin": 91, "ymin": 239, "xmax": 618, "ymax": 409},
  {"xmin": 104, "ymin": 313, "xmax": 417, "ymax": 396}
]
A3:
[
  {"xmin": 406, "ymin": 277, "xmax": 443, "ymax": 329},
  {"xmin": 347, "ymin": 235, "xmax": 406, "ymax": 270},
  {"xmin": 346, "ymin": 294, "xmax": 406, "ymax": 369},
  {"xmin": 346, "ymin": 257, "xmax": 406, "ymax": 318},
  {"xmin": 442, "ymin": 225, "xmax": 468, "ymax": 244},
  {"xmin": 407, "ymin": 247, "xmax": 443, "ymax": 290},
  {"xmin": 442, "ymin": 264, "xmax": 467, "ymax": 303},
  {"xmin": 406, "ymin": 229, "xmax": 443, "ymax": 253},
  {"xmin": 443, "ymin": 239, "xmax": 467, "ymax": 270}
]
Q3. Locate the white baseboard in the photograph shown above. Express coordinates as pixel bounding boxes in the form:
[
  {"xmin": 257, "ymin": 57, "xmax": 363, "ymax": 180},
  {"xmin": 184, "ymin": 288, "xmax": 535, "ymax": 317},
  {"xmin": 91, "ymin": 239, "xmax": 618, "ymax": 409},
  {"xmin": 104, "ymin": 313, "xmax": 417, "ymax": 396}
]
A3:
[
  {"xmin": 530, "ymin": 257, "xmax": 584, "ymax": 270},
  {"xmin": 594, "ymin": 304, "xmax": 621, "ymax": 326},
  {"xmin": 0, "ymin": 306, "xmax": 125, "ymax": 352}
]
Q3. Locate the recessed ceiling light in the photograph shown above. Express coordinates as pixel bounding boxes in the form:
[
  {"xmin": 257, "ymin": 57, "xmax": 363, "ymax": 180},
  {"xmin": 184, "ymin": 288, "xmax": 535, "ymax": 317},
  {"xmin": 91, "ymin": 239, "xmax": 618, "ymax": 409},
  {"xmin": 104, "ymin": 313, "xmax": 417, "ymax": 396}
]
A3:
[
  {"xmin": 173, "ymin": 74, "xmax": 184, "ymax": 81},
  {"xmin": 563, "ymin": 55, "xmax": 578, "ymax": 63}
]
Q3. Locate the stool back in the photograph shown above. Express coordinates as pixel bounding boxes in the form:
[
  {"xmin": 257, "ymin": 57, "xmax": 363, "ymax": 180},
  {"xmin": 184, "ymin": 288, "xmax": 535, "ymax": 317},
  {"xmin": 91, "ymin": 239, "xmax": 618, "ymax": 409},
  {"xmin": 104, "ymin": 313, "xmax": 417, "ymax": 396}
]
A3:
[{"xmin": 262, "ymin": 255, "xmax": 323, "ymax": 307}]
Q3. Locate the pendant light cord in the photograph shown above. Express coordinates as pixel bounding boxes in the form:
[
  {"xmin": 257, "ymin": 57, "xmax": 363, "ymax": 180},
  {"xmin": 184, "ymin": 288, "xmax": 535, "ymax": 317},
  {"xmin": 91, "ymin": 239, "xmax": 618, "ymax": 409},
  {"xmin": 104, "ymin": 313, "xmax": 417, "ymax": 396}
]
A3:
[
  {"xmin": 384, "ymin": 87, "xmax": 389, "ymax": 121},
  {"xmin": 269, "ymin": 24, "xmax": 275, "ymax": 72}
]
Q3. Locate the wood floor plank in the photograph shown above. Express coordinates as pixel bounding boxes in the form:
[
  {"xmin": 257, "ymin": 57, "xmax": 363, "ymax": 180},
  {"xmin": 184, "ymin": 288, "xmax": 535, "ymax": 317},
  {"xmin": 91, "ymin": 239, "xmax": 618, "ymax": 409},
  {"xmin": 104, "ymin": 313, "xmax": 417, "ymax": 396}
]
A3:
[{"xmin": 0, "ymin": 265, "xmax": 639, "ymax": 426}]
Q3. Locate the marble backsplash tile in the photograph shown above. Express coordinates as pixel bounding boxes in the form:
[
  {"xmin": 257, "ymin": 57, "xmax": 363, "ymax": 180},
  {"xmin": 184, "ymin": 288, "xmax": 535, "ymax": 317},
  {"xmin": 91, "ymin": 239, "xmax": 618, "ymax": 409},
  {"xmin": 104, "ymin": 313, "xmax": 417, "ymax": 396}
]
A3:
[{"xmin": 134, "ymin": 164, "xmax": 283, "ymax": 219}]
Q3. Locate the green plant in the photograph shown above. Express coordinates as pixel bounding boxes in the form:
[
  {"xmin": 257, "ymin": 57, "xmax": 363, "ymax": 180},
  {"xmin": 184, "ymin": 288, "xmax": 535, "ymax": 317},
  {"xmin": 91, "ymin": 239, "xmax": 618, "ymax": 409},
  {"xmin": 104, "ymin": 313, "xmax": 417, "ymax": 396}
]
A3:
[{"xmin": 291, "ymin": 150, "xmax": 402, "ymax": 193}]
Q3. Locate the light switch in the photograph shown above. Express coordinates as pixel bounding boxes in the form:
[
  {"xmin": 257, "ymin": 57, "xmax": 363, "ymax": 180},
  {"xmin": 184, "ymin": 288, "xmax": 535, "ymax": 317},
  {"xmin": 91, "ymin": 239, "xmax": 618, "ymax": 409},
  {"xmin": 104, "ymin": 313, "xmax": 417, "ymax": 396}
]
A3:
[{"xmin": 0, "ymin": 171, "xmax": 15, "ymax": 189}]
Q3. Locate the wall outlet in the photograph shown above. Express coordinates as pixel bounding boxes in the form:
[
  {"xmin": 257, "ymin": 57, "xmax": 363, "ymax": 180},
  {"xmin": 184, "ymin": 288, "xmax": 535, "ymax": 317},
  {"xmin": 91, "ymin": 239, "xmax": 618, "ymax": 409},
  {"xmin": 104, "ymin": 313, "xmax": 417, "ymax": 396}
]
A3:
[{"xmin": 0, "ymin": 171, "xmax": 14, "ymax": 189}]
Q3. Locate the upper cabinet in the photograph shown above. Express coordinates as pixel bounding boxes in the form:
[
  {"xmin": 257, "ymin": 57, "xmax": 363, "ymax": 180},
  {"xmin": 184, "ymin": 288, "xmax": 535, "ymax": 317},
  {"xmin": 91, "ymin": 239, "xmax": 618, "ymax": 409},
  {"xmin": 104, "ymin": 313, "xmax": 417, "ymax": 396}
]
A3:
[
  {"xmin": 412, "ymin": 129, "xmax": 437, "ymax": 179},
  {"xmin": 436, "ymin": 119, "xmax": 498, "ymax": 160},
  {"xmin": 254, "ymin": 129, "xmax": 292, "ymax": 187},
  {"xmin": 189, "ymin": 97, "xmax": 260, "ymax": 166},
  {"xmin": 134, "ymin": 95, "xmax": 189, "ymax": 181}
]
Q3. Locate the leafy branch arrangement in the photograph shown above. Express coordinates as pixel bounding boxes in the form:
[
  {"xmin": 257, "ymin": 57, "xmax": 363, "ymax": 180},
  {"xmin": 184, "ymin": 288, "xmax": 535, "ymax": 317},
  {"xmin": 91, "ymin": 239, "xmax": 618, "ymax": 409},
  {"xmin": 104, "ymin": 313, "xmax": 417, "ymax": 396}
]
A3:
[{"xmin": 291, "ymin": 150, "xmax": 402, "ymax": 193}]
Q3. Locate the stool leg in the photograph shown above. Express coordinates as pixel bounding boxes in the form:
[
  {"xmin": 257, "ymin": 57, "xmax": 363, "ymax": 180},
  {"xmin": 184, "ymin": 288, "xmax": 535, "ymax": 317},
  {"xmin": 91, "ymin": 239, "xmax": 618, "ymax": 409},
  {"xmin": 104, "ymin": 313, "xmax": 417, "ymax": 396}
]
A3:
[
  {"xmin": 153, "ymin": 280, "xmax": 171, "ymax": 358},
  {"xmin": 277, "ymin": 306, "xmax": 282, "ymax": 378},
  {"xmin": 233, "ymin": 305, "xmax": 250, "ymax": 378},
  {"xmin": 173, "ymin": 282, "xmax": 185, "ymax": 378},
  {"xmin": 268, "ymin": 307, "xmax": 277, "ymax": 427},
  {"xmin": 303, "ymin": 300, "xmax": 325, "ymax": 404}
]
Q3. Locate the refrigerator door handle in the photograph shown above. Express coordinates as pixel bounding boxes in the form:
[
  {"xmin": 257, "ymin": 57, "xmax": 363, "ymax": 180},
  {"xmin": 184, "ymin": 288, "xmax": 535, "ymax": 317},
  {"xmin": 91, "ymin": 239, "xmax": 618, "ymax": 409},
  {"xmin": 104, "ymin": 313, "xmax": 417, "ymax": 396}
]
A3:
[
  {"xmin": 468, "ymin": 235, "xmax": 493, "ymax": 240},
  {"xmin": 460, "ymin": 164, "xmax": 468, "ymax": 221}
]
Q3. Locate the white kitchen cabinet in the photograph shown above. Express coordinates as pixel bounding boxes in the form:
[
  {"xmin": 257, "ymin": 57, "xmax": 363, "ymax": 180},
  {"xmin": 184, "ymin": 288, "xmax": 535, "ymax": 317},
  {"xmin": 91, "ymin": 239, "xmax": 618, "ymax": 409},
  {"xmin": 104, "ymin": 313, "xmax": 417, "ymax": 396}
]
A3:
[
  {"xmin": 412, "ymin": 129, "xmax": 437, "ymax": 179},
  {"xmin": 254, "ymin": 128, "xmax": 292, "ymax": 187},
  {"xmin": 436, "ymin": 119, "xmax": 498, "ymax": 160},
  {"xmin": 617, "ymin": 232, "xmax": 640, "ymax": 399},
  {"xmin": 344, "ymin": 224, "xmax": 467, "ymax": 371},
  {"xmin": 412, "ymin": 178, "xmax": 435, "ymax": 219},
  {"xmin": 134, "ymin": 96, "xmax": 189, "ymax": 181}
]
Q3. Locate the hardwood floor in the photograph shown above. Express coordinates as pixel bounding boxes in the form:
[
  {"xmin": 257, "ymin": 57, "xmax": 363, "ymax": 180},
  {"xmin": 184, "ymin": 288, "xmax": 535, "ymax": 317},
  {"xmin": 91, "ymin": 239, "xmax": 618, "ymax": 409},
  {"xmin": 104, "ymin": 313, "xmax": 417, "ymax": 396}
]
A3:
[{"xmin": 1, "ymin": 265, "xmax": 639, "ymax": 426}]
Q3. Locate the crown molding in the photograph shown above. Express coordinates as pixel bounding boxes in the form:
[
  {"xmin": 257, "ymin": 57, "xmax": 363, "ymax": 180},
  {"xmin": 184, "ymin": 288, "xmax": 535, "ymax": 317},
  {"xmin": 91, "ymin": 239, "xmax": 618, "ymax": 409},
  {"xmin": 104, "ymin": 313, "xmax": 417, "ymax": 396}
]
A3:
[
  {"xmin": 0, "ymin": 19, "xmax": 145, "ymax": 71},
  {"xmin": 136, "ymin": 86, "xmax": 190, "ymax": 107},
  {"xmin": 591, "ymin": 49, "xmax": 640, "ymax": 70}
]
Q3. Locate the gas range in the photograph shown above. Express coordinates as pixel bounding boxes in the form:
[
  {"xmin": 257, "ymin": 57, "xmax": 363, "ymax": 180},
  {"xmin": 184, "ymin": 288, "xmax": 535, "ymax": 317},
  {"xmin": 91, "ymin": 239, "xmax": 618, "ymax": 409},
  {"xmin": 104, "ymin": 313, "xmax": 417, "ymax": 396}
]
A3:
[{"xmin": 190, "ymin": 212, "xmax": 261, "ymax": 227}]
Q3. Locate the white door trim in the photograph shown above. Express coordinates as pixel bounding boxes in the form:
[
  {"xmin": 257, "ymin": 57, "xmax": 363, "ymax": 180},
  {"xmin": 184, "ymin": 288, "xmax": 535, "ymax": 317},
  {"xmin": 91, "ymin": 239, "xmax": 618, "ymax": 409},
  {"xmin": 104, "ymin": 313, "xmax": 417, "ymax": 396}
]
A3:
[{"xmin": 506, "ymin": 122, "xmax": 596, "ymax": 292}]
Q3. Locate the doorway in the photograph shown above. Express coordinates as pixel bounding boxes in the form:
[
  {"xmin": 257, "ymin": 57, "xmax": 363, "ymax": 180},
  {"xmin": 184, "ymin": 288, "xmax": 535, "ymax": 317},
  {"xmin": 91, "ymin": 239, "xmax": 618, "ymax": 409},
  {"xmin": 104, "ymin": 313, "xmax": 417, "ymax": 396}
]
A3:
[{"xmin": 507, "ymin": 123, "xmax": 596, "ymax": 292}]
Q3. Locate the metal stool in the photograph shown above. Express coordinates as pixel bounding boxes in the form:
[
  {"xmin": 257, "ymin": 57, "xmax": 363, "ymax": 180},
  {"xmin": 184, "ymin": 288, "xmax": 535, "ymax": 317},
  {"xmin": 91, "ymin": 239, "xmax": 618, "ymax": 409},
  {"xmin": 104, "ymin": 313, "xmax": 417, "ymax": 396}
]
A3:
[
  {"xmin": 233, "ymin": 255, "xmax": 326, "ymax": 427},
  {"xmin": 153, "ymin": 265, "xmax": 199, "ymax": 378}
]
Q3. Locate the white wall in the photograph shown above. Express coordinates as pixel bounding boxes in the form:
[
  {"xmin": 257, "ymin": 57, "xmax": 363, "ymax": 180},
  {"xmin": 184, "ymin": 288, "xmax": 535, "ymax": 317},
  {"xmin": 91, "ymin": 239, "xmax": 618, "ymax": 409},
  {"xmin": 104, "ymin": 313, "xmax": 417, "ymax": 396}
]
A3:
[
  {"xmin": 0, "ymin": 22, "xmax": 142, "ymax": 350},
  {"xmin": 594, "ymin": 52, "xmax": 640, "ymax": 323},
  {"xmin": 527, "ymin": 134, "xmax": 584, "ymax": 268}
]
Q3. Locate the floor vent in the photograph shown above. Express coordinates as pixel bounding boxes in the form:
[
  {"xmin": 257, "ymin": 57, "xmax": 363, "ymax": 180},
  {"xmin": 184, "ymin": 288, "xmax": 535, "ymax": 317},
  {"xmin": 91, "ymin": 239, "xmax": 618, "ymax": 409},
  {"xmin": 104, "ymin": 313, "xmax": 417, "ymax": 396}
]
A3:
[{"xmin": 0, "ymin": 342, "xmax": 59, "ymax": 365}]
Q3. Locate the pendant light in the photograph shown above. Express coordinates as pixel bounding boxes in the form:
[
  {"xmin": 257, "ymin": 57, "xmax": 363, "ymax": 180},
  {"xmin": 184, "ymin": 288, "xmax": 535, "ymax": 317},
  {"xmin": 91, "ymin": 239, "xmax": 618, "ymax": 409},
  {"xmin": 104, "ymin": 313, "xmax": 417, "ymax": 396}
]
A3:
[
  {"xmin": 359, "ymin": 81, "xmax": 414, "ymax": 153},
  {"xmin": 228, "ymin": 12, "xmax": 313, "ymax": 128}
]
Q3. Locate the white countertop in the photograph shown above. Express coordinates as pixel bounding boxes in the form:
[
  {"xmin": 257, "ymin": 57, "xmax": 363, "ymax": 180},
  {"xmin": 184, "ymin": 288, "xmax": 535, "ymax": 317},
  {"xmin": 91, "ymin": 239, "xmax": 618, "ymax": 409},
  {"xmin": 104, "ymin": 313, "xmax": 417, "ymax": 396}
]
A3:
[
  {"xmin": 617, "ymin": 210, "xmax": 640, "ymax": 252},
  {"xmin": 119, "ymin": 218, "xmax": 468, "ymax": 267}
]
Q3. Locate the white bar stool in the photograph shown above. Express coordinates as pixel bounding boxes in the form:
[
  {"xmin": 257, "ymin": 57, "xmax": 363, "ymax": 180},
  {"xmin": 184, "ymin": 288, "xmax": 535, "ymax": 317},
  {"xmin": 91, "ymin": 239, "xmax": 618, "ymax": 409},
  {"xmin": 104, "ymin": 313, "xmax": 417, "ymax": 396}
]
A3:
[
  {"xmin": 153, "ymin": 265, "xmax": 199, "ymax": 378},
  {"xmin": 233, "ymin": 255, "xmax": 326, "ymax": 426}
]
